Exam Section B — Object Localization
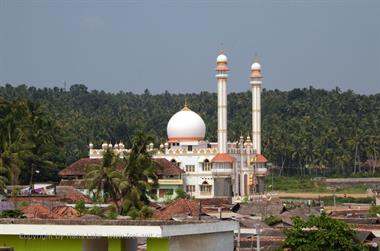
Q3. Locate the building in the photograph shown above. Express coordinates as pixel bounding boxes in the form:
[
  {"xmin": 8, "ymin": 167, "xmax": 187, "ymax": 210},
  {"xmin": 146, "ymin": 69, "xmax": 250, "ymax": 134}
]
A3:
[
  {"xmin": 0, "ymin": 218, "xmax": 238, "ymax": 251},
  {"xmin": 88, "ymin": 52, "xmax": 268, "ymax": 199},
  {"xmin": 59, "ymin": 158, "xmax": 184, "ymax": 202}
]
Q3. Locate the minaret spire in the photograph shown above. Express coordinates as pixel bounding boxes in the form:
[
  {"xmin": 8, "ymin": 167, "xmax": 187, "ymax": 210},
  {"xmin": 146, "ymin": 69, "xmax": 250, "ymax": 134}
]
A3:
[
  {"xmin": 216, "ymin": 51, "xmax": 229, "ymax": 153},
  {"xmin": 250, "ymin": 58, "xmax": 263, "ymax": 154}
]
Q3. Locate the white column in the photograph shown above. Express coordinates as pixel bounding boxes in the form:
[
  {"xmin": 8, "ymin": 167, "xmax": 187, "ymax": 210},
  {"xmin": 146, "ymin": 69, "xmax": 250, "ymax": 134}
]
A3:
[
  {"xmin": 250, "ymin": 62, "xmax": 263, "ymax": 155},
  {"xmin": 217, "ymin": 77, "xmax": 228, "ymax": 153},
  {"xmin": 251, "ymin": 81, "xmax": 261, "ymax": 154}
]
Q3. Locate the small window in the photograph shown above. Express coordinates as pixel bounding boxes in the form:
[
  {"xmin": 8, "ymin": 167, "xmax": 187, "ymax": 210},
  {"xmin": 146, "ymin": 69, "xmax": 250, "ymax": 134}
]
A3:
[
  {"xmin": 202, "ymin": 159, "xmax": 211, "ymax": 171},
  {"xmin": 186, "ymin": 185, "xmax": 196, "ymax": 192},
  {"xmin": 185, "ymin": 165, "xmax": 195, "ymax": 172},
  {"xmin": 200, "ymin": 181, "xmax": 212, "ymax": 194},
  {"xmin": 188, "ymin": 145, "xmax": 193, "ymax": 151}
]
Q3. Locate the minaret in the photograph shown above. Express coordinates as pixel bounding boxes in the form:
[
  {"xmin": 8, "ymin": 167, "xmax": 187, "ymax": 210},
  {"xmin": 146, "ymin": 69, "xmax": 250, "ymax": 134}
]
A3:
[
  {"xmin": 216, "ymin": 52, "xmax": 229, "ymax": 153},
  {"xmin": 250, "ymin": 60, "xmax": 262, "ymax": 154}
]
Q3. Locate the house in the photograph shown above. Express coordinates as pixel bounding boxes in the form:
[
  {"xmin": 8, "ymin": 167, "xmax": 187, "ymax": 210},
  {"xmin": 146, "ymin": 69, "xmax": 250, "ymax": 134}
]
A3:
[{"xmin": 58, "ymin": 158, "xmax": 184, "ymax": 202}]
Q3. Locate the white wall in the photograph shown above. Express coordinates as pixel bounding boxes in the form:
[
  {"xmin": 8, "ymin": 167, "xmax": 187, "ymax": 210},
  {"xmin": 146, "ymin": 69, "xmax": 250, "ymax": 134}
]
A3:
[
  {"xmin": 83, "ymin": 238, "xmax": 108, "ymax": 251},
  {"xmin": 169, "ymin": 231, "xmax": 234, "ymax": 251}
]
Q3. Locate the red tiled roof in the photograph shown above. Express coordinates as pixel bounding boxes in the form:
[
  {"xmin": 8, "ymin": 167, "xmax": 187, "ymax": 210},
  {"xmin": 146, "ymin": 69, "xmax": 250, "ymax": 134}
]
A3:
[
  {"xmin": 60, "ymin": 158, "xmax": 183, "ymax": 178},
  {"xmin": 154, "ymin": 158, "xmax": 184, "ymax": 176},
  {"xmin": 56, "ymin": 186, "xmax": 93, "ymax": 204},
  {"xmin": 154, "ymin": 199, "xmax": 204, "ymax": 220},
  {"xmin": 21, "ymin": 205, "xmax": 59, "ymax": 219},
  {"xmin": 59, "ymin": 158, "xmax": 101, "ymax": 177},
  {"xmin": 253, "ymin": 154, "xmax": 268, "ymax": 163},
  {"xmin": 199, "ymin": 198, "xmax": 231, "ymax": 206},
  {"xmin": 211, "ymin": 153, "xmax": 235, "ymax": 163},
  {"xmin": 51, "ymin": 206, "xmax": 80, "ymax": 218},
  {"xmin": 59, "ymin": 179, "xmax": 86, "ymax": 189}
]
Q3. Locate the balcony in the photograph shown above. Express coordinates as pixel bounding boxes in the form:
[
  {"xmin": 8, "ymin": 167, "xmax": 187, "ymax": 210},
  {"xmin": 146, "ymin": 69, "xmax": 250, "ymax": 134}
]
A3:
[
  {"xmin": 212, "ymin": 168, "xmax": 232, "ymax": 175},
  {"xmin": 158, "ymin": 179, "xmax": 183, "ymax": 185}
]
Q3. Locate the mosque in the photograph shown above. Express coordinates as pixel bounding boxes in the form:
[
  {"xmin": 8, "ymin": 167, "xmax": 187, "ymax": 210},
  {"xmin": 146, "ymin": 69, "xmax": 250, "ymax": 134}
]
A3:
[{"xmin": 88, "ymin": 52, "xmax": 268, "ymax": 200}]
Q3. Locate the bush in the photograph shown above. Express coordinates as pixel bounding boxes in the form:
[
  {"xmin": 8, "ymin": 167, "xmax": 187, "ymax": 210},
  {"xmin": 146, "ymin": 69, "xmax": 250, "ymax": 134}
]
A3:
[
  {"xmin": 264, "ymin": 215, "xmax": 282, "ymax": 226},
  {"xmin": 105, "ymin": 205, "xmax": 118, "ymax": 219},
  {"xmin": 74, "ymin": 200, "xmax": 87, "ymax": 216},
  {"xmin": 88, "ymin": 206, "xmax": 104, "ymax": 217},
  {"xmin": 139, "ymin": 205, "xmax": 153, "ymax": 219},
  {"xmin": 127, "ymin": 207, "xmax": 139, "ymax": 219},
  {"xmin": 175, "ymin": 188, "xmax": 189, "ymax": 199},
  {"xmin": 368, "ymin": 205, "xmax": 380, "ymax": 217},
  {"xmin": 0, "ymin": 210, "xmax": 25, "ymax": 218}
]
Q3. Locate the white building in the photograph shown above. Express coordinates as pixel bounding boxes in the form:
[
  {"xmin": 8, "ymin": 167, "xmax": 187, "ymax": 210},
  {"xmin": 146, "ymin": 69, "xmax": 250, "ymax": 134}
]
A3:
[{"xmin": 89, "ymin": 52, "xmax": 268, "ymax": 199}]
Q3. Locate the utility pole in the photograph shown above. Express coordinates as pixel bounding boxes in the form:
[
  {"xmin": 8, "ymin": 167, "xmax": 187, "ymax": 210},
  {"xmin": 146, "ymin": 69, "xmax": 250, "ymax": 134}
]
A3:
[{"xmin": 255, "ymin": 224, "xmax": 261, "ymax": 251}]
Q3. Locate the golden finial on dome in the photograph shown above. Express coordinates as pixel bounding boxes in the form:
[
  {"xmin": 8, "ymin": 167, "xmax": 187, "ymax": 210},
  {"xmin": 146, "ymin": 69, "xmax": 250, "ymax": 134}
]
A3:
[{"xmin": 182, "ymin": 97, "xmax": 191, "ymax": 111}]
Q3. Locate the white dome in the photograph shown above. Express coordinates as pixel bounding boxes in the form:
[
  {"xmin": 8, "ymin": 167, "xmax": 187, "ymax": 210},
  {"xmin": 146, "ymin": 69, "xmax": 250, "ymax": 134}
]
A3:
[
  {"xmin": 216, "ymin": 54, "xmax": 228, "ymax": 63},
  {"xmin": 251, "ymin": 62, "xmax": 261, "ymax": 70},
  {"xmin": 167, "ymin": 107, "xmax": 206, "ymax": 141}
]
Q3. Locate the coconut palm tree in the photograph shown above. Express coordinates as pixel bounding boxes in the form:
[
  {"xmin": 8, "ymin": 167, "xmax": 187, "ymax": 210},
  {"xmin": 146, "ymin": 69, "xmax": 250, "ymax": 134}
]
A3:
[
  {"xmin": 85, "ymin": 148, "xmax": 123, "ymax": 211},
  {"xmin": 119, "ymin": 132, "xmax": 158, "ymax": 217}
]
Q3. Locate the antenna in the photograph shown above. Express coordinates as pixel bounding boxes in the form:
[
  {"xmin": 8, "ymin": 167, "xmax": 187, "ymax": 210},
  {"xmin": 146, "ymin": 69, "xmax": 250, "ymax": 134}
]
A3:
[{"xmin": 254, "ymin": 53, "xmax": 259, "ymax": 62}]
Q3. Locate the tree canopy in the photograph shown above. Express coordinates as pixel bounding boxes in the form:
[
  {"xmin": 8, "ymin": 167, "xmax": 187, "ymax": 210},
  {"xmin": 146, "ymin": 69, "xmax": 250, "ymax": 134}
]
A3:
[
  {"xmin": 283, "ymin": 214, "xmax": 366, "ymax": 251},
  {"xmin": 0, "ymin": 84, "xmax": 379, "ymax": 180}
]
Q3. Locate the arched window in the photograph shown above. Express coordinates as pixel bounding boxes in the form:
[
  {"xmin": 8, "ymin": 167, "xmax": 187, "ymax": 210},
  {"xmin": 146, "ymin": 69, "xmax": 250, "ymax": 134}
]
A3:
[
  {"xmin": 202, "ymin": 159, "xmax": 211, "ymax": 171},
  {"xmin": 171, "ymin": 159, "xmax": 180, "ymax": 167},
  {"xmin": 200, "ymin": 181, "xmax": 212, "ymax": 195}
]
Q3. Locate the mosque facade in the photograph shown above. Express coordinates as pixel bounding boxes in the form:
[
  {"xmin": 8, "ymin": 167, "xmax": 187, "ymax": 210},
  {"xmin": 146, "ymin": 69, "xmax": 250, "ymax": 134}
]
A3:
[{"xmin": 89, "ymin": 52, "xmax": 268, "ymax": 200}]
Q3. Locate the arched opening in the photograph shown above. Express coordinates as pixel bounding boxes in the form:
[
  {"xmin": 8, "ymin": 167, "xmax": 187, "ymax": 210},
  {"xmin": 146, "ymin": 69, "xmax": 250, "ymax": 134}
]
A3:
[
  {"xmin": 170, "ymin": 159, "xmax": 180, "ymax": 167},
  {"xmin": 243, "ymin": 174, "xmax": 248, "ymax": 196},
  {"xmin": 200, "ymin": 180, "xmax": 212, "ymax": 195},
  {"xmin": 202, "ymin": 159, "xmax": 211, "ymax": 171}
]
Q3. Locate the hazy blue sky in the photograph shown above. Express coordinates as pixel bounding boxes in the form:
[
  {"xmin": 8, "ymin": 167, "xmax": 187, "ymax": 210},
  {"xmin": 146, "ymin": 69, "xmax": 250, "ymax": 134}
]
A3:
[{"xmin": 0, "ymin": 0, "xmax": 379, "ymax": 94}]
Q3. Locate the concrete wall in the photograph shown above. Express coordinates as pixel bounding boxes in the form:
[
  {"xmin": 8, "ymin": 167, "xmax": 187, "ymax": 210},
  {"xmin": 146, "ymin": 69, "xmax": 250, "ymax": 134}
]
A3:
[
  {"xmin": 168, "ymin": 231, "xmax": 233, "ymax": 251},
  {"xmin": 147, "ymin": 238, "xmax": 169, "ymax": 251},
  {"xmin": 83, "ymin": 238, "xmax": 108, "ymax": 251},
  {"xmin": 0, "ymin": 235, "xmax": 82, "ymax": 251},
  {"xmin": 214, "ymin": 177, "xmax": 232, "ymax": 197},
  {"xmin": 0, "ymin": 235, "xmax": 137, "ymax": 251}
]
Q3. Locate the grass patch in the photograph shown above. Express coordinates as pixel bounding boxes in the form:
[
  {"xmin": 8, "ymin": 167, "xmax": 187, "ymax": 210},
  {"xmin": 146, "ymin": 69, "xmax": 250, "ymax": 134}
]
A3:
[
  {"xmin": 281, "ymin": 196, "xmax": 373, "ymax": 206},
  {"xmin": 266, "ymin": 176, "xmax": 368, "ymax": 194}
]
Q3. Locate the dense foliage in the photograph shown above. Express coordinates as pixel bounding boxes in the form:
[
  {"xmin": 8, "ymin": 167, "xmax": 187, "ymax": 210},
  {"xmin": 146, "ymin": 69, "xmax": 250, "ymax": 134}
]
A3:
[
  {"xmin": 0, "ymin": 96, "xmax": 63, "ymax": 185},
  {"xmin": 0, "ymin": 84, "xmax": 379, "ymax": 181},
  {"xmin": 282, "ymin": 214, "xmax": 366, "ymax": 251},
  {"xmin": 85, "ymin": 133, "xmax": 158, "ymax": 218},
  {"xmin": 0, "ymin": 210, "xmax": 26, "ymax": 218}
]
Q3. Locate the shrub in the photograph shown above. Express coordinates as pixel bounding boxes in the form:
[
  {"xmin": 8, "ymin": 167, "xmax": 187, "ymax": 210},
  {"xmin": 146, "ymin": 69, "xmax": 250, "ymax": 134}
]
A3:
[
  {"xmin": 264, "ymin": 215, "xmax": 282, "ymax": 226},
  {"xmin": 74, "ymin": 200, "xmax": 87, "ymax": 216},
  {"xmin": 88, "ymin": 206, "xmax": 104, "ymax": 217},
  {"xmin": 175, "ymin": 188, "xmax": 189, "ymax": 199},
  {"xmin": 368, "ymin": 205, "xmax": 380, "ymax": 217},
  {"xmin": 127, "ymin": 207, "xmax": 139, "ymax": 219},
  {"xmin": 0, "ymin": 210, "xmax": 25, "ymax": 218}
]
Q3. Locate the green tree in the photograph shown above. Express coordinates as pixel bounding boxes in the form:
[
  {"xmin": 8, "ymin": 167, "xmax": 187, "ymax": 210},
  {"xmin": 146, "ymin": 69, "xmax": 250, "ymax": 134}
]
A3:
[
  {"xmin": 85, "ymin": 148, "xmax": 123, "ymax": 212},
  {"xmin": 119, "ymin": 132, "xmax": 158, "ymax": 218},
  {"xmin": 283, "ymin": 214, "xmax": 366, "ymax": 251}
]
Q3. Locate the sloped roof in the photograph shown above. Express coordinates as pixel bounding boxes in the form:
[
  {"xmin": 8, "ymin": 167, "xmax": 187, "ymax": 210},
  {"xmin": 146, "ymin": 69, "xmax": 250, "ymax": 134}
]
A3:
[
  {"xmin": 253, "ymin": 154, "xmax": 268, "ymax": 163},
  {"xmin": 59, "ymin": 157, "xmax": 183, "ymax": 178},
  {"xmin": 154, "ymin": 158, "xmax": 184, "ymax": 176},
  {"xmin": 238, "ymin": 202, "xmax": 285, "ymax": 216},
  {"xmin": 21, "ymin": 205, "xmax": 59, "ymax": 219},
  {"xmin": 51, "ymin": 206, "xmax": 80, "ymax": 218},
  {"xmin": 59, "ymin": 158, "xmax": 101, "ymax": 177},
  {"xmin": 154, "ymin": 199, "xmax": 205, "ymax": 220},
  {"xmin": 55, "ymin": 186, "xmax": 93, "ymax": 204},
  {"xmin": 211, "ymin": 153, "xmax": 235, "ymax": 163},
  {"xmin": 59, "ymin": 179, "xmax": 86, "ymax": 189}
]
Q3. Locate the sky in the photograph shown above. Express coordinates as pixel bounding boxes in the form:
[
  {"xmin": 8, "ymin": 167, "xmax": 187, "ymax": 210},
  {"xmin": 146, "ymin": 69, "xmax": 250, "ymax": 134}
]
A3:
[{"xmin": 0, "ymin": 0, "xmax": 379, "ymax": 94}]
